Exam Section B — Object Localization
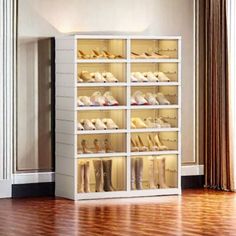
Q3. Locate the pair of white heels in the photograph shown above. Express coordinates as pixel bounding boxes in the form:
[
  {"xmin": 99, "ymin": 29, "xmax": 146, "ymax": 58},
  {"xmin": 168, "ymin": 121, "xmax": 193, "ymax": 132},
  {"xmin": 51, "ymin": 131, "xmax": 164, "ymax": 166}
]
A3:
[
  {"xmin": 131, "ymin": 134, "xmax": 168, "ymax": 152},
  {"xmin": 131, "ymin": 91, "xmax": 170, "ymax": 105},
  {"xmin": 78, "ymin": 91, "xmax": 119, "ymax": 106},
  {"xmin": 131, "ymin": 72, "xmax": 170, "ymax": 82},
  {"xmin": 131, "ymin": 117, "xmax": 171, "ymax": 129},
  {"xmin": 78, "ymin": 71, "xmax": 118, "ymax": 83},
  {"xmin": 78, "ymin": 118, "xmax": 119, "ymax": 130}
]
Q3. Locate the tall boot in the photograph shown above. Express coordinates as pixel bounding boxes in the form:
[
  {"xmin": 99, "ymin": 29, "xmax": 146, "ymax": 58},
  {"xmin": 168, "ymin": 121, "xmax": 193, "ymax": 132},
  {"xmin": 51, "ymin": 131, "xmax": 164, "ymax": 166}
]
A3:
[
  {"xmin": 78, "ymin": 162, "xmax": 85, "ymax": 193},
  {"xmin": 157, "ymin": 157, "xmax": 168, "ymax": 188},
  {"xmin": 153, "ymin": 157, "xmax": 159, "ymax": 187},
  {"xmin": 84, "ymin": 161, "xmax": 90, "ymax": 193},
  {"xmin": 131, "ymin": 158, "xmax": 136, "ymax": 190},
  {"xmin": 135, "ymin": 158, "xmax": 143, "ymax": 190},
  {"xmin": 93, "ymin": 160, "xmax": 104, "ymax": 192},
  {"xmin": 103, "ymin": 159, "xmax": 115, "ymax": 191},
  {"xmin": 148, "ymin": 157, "xmax": 156, "ymax": 189}
]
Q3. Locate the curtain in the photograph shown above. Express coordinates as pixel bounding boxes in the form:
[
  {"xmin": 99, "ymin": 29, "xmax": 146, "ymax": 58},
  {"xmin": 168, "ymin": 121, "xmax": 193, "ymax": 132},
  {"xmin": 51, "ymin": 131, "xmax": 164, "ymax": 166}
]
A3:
[{"xmin": 203, "ymin": 0, "xmax": 233, "ymax": 190}]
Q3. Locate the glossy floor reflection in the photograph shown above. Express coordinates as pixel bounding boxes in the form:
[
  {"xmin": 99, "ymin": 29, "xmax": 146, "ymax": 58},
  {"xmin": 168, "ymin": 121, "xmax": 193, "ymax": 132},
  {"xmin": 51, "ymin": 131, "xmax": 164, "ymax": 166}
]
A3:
[{"xmin": 0, "ymin": 189, "xmax": 236, "ymax": 235}]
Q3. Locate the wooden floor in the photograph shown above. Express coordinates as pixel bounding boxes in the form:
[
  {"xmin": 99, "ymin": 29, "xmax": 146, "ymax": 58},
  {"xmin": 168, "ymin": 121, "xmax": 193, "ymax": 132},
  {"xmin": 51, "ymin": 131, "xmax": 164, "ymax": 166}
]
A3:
[{"xmin": 0, "ymin": 189, "xmax": 236, "ymax": 236}]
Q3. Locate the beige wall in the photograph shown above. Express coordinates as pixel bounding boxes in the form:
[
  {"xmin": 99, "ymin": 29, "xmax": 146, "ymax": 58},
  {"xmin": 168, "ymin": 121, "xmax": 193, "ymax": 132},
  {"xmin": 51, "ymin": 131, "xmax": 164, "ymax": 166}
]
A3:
[{"xmin": 18, "ymin": 0, "xmax": 196, "ymax": 167}]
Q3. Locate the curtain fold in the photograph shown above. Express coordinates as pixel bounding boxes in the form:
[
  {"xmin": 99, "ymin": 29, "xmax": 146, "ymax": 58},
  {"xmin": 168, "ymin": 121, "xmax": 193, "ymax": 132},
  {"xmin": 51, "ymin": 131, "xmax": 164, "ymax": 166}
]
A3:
[{"xmin": 203, "ymin": 0, "xmax": 233, "ymax": 190}]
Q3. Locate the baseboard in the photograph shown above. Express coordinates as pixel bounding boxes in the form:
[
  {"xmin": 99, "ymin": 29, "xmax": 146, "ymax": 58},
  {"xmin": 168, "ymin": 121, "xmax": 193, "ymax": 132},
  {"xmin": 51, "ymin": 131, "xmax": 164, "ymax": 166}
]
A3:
[
  {"xmin": 12, "ymin": 172, "xmax": 55, "ymax": 184},
  {"xmin": 0, "ymin": 179, "xmax": 12, "ymax": 198},
  {"xmin": 181, "ymin": 175, "xmax": 204, "ymax": 189},
  {"xmin": 12, "ymin": 182, "xmax": 55, "ymax": 198}
]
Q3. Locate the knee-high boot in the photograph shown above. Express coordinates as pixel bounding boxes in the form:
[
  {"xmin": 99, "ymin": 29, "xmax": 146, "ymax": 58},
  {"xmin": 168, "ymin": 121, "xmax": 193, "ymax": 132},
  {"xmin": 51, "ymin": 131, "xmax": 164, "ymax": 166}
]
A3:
[
  {"xmin": 131, "ymin": 158, "xmax": 136, "ymax": 190},
  {"xmin": 93, "ymin": 160, "xmax": 104, "ymax": 192},
  {"xmin": 103, "ymin": 159, "xmax": 115, "ymax": 191},
  {"xmin": 84, "ymin": 161, "xmax": 90, "ymax": 193},
  {"xmin": 148, "ymin": 157, "xmax": 156, "ymax": 189},
  {"xmin": 157, "ymin": 157, "xmax": 168, "ymax": 188},
  {"xmin": 78, "ymin": 162, "xmax": 85, "ymax": 193},
  {"xmin": 135, "ymin": 158, "xmax": 143, "ymax": 190}
]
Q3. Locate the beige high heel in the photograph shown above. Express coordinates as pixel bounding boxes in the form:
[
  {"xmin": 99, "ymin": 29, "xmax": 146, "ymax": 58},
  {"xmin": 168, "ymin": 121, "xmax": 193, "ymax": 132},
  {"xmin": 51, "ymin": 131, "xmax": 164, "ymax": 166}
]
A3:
[
  {"xmin": 104, "ymin": 139, "xmax": 113, "ymax": 153},
  {"xmin": 80, "ymin": 71, "xmax": 95, "ymax": 83},
  {"xmin": 132, "ymin": 117, "xmax": 147, "ymax": 128},
  {"xmin": 131, "ymin": 138, "xmax": 139, "ymax": 152},
  {"xmin": 137, "ymin": 135, "xmax": 148, "ymax": 152},
  {"xmin": 103, "ymin": 50, "xmax": 123, "ymax": 59},
  {"xmin": 81, "ymin": 140, "xmax": 92, "ymax": 154},
  {"xmin": 78, "ymin": 50, "xmax": 92, "ymax": 59},
  {"xmin": 94, "ymin": 139, "xmax": 105, "ymax": 153},
  {"xmin": 147, "ymin": 135, "xmax": 159, "ymax": 151},
  {"xmin": 92, "ymin": 50, "xmax": 104, "ymax": 59},
  {"xmin": 154, "ymin": 134, "xmax": 168, "ymax": 150}
]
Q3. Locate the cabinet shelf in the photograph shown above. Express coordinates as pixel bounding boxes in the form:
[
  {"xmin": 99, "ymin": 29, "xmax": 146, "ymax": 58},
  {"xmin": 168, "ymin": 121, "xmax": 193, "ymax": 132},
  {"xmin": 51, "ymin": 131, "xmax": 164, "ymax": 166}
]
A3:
[
  {"xmin": 77, "ymin": 82, "xmax": 127, "ymax": 87},
  {"xmin": 76, "ymin": 105, "xmax": 127, "ymax": 111},
  {"xmin": 77, "ymin": 129, "xmax": 127, "ymax": 134},
  {"xmin": 77, "ymin": 152, "xmax": 127, "ymax": 158}
]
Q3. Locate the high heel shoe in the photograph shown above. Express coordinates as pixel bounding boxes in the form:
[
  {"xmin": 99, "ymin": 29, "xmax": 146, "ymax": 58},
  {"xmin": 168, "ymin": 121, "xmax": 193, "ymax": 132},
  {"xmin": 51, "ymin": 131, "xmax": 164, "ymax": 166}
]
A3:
[
  {"xmin": 153, "ymin": 52, "xmax": 170, "ymax": 59},
  {"xmin": 103, "ymin": 50, "xmax": 123, "ymax": 59},
  {"xmin": 155, "ymin": 117, "xmax": 171, "ymax": 128},
  {"xmin": 77, "ymin": 122, "xmax": 84, "ymax": 130},
  {"xmin": 92, "ymin": 119, "xmax": 107, "ymax": 130},
  {"xmin": 131, "ymin": 121, "xmax": 136, "ymax": 129},
  {"xmin": 144, "ymin": 117, "xmax": 161, "ymax": 128},
  {"xmin": 78, "ymin": 50, "xmax": 92, "ymax": 59},
  {"xmin": 104, "ymin": 139, "xmax": 113, "ymax": 153},
  {"xmin": 102, "ymin": 118, "xmax": 119, "ymax": 129},
  {"xmin": 143, "ymin": 72, "xmax": 159, "ymax": 82},
  {"xmin": 147, "ymin": 135, "xmax": 159, "ymax": 151},
  {"xmin": 131, "ymin": 138, "xmax": 139, "ymax": 152},
  {"xmin": 81, "ymin": 119, "xmax": 96, "ymax": 130},
  {"xmin": 156, "ymin": 93, "xmax": 170, "ymax": 105},
  {"xmin": 154, "ymin": 134, "xmax": 168, "ymax": 150},
  {"xmin": 132, "ymin": 91, "xmax": 148, "ymax": 105},
  {"xmin": 94, "ymin": 139, "xmax": 105, "ymax": 153},
  {"xmin": 145, "ymin": 93, "xmax": 159, "ymax": 105},
  {"xmin": 102, "ymin": 72, "xmax": 118, "ymax": 83},
  {"xmin": 131, "ymin": 52, "xmax": 147, "ymax": 59},
  {"xmin": 77, "ymin": 77, "xmax": 83, "ymax": 83},
  {"xmin": 137, "ymin": 136, "xmax": 148, "ymax": 152},
  {"xmin": 91, "ymin": 72, "xmax": 106, "ymax": 83},
  {"xmin": 77, "ymin": 97, "xmax": 84, "ymax": 106},
  {"xmin": 132, "ymin": 72, "xmax": 148, "ymax": 82},
  {"xmin": 144, "ymin": 52, "xmax": 160, "ymax": 59},
  {"xmin": 131, "ymin": 117, "xmax": 147, "ymax": 128},
  {"xmin": 90, "ymin": 91, "xmax": 106, "ymax": 106},
  {"xmin": 80, "ymin": 71, "xmax": 95, "ymax": 83},
  {"xmin": 92, "ymin": 50, "xmax": 104, "ymax": 59},
  {"xmin": 103, "ymin": 92, "xmax": 119, "ymax": 106},
  {"xmin": 154, "ymin": 72, "xmax": 170, "ymax": 82},
  {"xmin": 81, "ymin": 140, "xmax": 92, "ymax": 154},
  {"xmin": 78, "ymin": 96, "xmax": 93, "ymax": 106}
]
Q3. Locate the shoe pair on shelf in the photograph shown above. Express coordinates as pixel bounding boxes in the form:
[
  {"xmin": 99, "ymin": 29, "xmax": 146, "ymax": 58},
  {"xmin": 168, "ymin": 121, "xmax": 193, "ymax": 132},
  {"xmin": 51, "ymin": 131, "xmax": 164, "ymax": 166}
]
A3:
[
  {"xmin": 131, "ymin": 134, "xmax": 168, "ymax": 152},
  {"xmin": 78, "ymin": 91, "xmax": 119, "ymax": 106},
  {"xmin": 131, "ymin": 117, "xmax": 171, "ymax": 129},
  {"xmin": 78, "ymin": 71, "xmax": 118, "ymax": 83},
  {"xmin": 131, "ymin": 91, "xmax": 171, "ymax": 105},
  {"xmin": 131, "ymin": 72, "xmax": 170, "ymax": 82},
  {"xmin": 79, "ymin": 139, "xmax": 113, "ymax": 154},
  {"xmin": 78, "ymin": 50, "xmax": 123, "ymax": 59},
  {"xmin": 78, "ymin": 118, "xmax": 119, "ymax": 130},
  {"xmin": 131, "ymin": 52, "xmax": 170, "ymax": 59}
]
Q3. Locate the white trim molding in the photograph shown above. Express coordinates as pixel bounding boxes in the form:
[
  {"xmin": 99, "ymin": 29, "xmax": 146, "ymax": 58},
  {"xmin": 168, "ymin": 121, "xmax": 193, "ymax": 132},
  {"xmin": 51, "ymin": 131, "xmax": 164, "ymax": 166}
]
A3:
[
  {"xmin": 12, "ymin": 165, "xmax": 204, "ymax": 185},
  {"xmin": 181, "ymin": 165, "xmax": 204, "ymax": 176},
  {"xmin": 13, "ymin": 172, "xmax": 55, "ymax": 184},
  {"xmin": 0, "ymin": 0, "xmax": 16, "ymax": 198}
]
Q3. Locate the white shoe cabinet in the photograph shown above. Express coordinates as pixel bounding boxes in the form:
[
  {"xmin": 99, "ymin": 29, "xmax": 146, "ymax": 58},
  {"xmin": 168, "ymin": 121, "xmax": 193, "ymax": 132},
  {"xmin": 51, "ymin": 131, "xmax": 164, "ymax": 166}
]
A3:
[{"xmin": 55, "ymin": 35, "xmax": 181, "ymax": 200}]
